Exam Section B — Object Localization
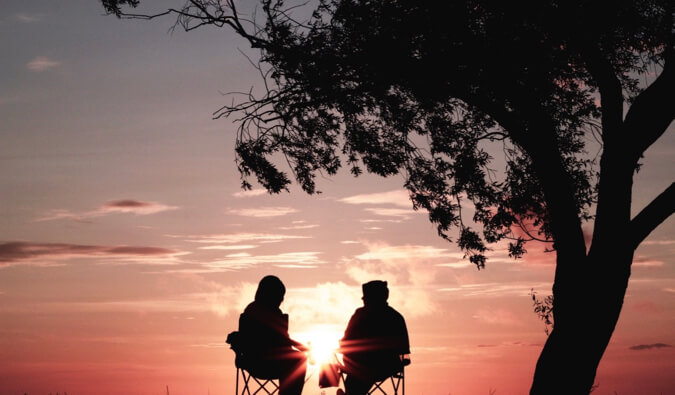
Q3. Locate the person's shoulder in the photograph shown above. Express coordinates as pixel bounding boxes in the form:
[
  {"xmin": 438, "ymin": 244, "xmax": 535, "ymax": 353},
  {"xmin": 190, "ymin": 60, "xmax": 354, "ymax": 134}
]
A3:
[
  {"xmin": 353, "ymin": 306, "xmax": 366, "ymax": 314},
  {"xmin": 242, "ymin": 301, "xmax": 257, "ymax": 314},
  {"xmin": 351, "ymin": 306, "xmax": 367, "ymax": 317},
  {"xmin": 386, "ymin": 305, "xmax": 406, "ymax": 319}
]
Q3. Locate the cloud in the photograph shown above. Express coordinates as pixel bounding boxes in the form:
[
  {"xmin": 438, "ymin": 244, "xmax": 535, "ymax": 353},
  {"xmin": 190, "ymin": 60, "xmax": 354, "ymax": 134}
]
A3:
[
  {"xmin": 472, "ymin": 308, "xmax": 522, "ymax": 326},
  {"xmin": 26, "ymin": 56, "xmax": 60, "ymax": 72},
  {"xmin": 15, "ymin": 14, "xmax": 41, "ymax": 23},
  {"xmin": 208, "ymin": 282, "xmax": 259, "ymax": 316},
  {"xmin": 227, "ymin": 206, "xmax": 298, "ymax": 217},
  {"xmin": 286, "ymin": 282, "xmax": 362, "ymax": 328},
  {"xmin": 100, "ymin": 200, "xmax": 178, "ymax": 215},
  {"xmin": 354, "ymin": 244, "xmax": 463, "ymax": 263},
  {"xmin": 344, "ymin": 243, "xmax": 448, "ymax": 317},
  {"xmin": 0, "ymin": 241, "xmax": 184, "ymax": 267},
  {"xmin": 364, "ymin": 207, "xmax": 416, "ymax": 219},
  {"xmin": 629, "ymin": 343, "xmax": 672, "ymax": 351},
  {"xmin": 36, "ymin": 199, "xmax": 178, "ymax": 222},
  {"xmin": 641, "ymin": 240, "xmax": 675, "ymax": 246},
  {"xmin": 181, "ymin": 232, "xmax": 310, "ymax": 244},
  {"xmin": 232, "ymin": 189, "xmax": 268, "ymax": 198},
  {"xmin": 278, "ymin": 224, "xmax": 319, "ymax": 230},
  {"xmin": 198, "ymin": 244, "xmax": 257, "ymax": 250},
  {"xmin": 204, "ymin": 251, "xmax": 324, "ymax": 270},
  {"xmin": 339, "ymin": 190, "xmax": 411, "ymax": 207},
  {"xmin": 438, "ymin": 282, "xmax": 552, "ymax": 298},
  {"xmin": 632, "ymin": 258, "xmax": 664, "ymax": 267}
]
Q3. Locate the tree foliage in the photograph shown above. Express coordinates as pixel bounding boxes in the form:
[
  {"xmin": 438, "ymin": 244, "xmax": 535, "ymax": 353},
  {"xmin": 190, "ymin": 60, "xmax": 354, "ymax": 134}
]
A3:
[{"xmin": 103, "ymin": 0, "xmax": 672, "ymax": 269}]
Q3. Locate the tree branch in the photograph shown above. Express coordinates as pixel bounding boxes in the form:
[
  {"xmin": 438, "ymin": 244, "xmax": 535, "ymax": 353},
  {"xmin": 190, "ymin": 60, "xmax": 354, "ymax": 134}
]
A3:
[
  {"xmin": 581, "ymin": 44, "xmax": 624, "ymax": 142},
  {"xmin": 623, "ymin": 38, "xmax": 675, "ymax": 162},
  {"xmin": 630, "ymin": 182, "xmax": 675, "ymax": 250},
  {"xmin": 624, "ymin": 76, "xmax": 674, "ymax": 162}
]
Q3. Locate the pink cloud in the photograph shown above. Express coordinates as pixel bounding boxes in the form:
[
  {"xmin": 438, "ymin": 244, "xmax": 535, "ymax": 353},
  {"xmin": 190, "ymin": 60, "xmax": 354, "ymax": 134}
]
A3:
[
  {"xmin": 227, "ymin": 206, "xmax": 298, "ymax": 217},
  {"xmin": 100, "ymin": 199, "xmax": 178, "ymax": 215},
  {"xmin": 15, "ymin": 14, "xmax": 42, "ymax": 23},
  {"xmin": 180, "ymin": 232, "xmax": 310, "ymax": 244},
  {"xmin": 339, "ymin": 190, "xmax": 411, "ymax": 207},
  {"xmin": 232, "ymin": 189, "xmax": 268, "ymax": 198},
  {"xmin": 632, "ymin": 258, "xmax": 664, "ymax": 267},
  {"xmin": 26, "ymin": 56, "xmax": 60, "ymax": 72},
  {"xmin": 0, "ymin": 241, "xmax": 182, "ymax": 267},
  {"xmin": 641, "ymin": 240, "xmax": 675, "ymax": 246},
  {"xmin": 204, "ymin": 251, "xmax": 324, "ymax": 270},
  {"xmin": 364, "ymin": 207, "xmax": 417, "ymax": 219},
  {"xmin": 629, "ymin": 343, "xmax": 672, "ymax": 351},
  {"xmin": 36, "ymin": 200, "xmax": 178, "ymax": 222},
  {"xmin": 473, "ymin": 309, "xmax": 522, "ymax": 326}
]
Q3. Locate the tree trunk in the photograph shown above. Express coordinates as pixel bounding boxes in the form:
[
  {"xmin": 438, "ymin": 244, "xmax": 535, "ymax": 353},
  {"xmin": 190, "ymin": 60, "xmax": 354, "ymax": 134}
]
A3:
[{"xmin": 529, "ymin": 246, "xmax": 633, "ymax": 394}]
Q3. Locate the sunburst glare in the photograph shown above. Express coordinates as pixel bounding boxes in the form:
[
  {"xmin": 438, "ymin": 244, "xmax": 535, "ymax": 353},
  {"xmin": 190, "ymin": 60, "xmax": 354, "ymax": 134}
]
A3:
[{"xmin": 296, "ymin": 325, "xmax": 343, "ymax": 371}]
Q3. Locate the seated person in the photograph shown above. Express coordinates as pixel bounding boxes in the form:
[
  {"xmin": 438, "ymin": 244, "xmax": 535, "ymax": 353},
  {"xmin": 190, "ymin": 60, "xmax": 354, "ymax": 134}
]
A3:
[
  {"xmin": 236, "ymin": 275, "xmax": 307, "ymax": 395},
  {"xmin": 339, "ymin": 280, "xmax": 410, "ymax": 395}
]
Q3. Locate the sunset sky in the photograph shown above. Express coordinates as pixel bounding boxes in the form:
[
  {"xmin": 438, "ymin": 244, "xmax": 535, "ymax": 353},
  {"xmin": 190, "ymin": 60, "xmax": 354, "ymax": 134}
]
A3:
[{"xmin": 1, "ymin": 1, "xmax": 673, "ymax": 394}]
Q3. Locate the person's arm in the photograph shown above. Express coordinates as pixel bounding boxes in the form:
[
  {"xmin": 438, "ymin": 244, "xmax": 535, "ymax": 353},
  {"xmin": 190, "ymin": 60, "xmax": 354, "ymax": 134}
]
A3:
[
  {"xmin": 339, "ymin": 310, "xmax": 362, "ymax": 354},
  {"xmin": 398, "ymin": 314, "xmax": 411, "ymax": 354}
]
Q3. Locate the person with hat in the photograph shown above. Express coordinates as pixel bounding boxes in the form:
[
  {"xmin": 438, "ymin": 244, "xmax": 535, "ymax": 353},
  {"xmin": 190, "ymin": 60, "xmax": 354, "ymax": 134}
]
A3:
[{"xmin": 338, "ymin": 280, "xmax": 410, "ymax": 395}]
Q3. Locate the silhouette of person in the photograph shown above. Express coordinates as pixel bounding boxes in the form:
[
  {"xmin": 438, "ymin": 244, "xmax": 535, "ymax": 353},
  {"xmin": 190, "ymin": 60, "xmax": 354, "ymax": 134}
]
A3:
[
  {"xmin": 237, "ymin": 275, "xmax": 307, "ymax": 395},
  {"xmin": 339, "ymin": 280, "xmax": 410, "ymax": 395}
]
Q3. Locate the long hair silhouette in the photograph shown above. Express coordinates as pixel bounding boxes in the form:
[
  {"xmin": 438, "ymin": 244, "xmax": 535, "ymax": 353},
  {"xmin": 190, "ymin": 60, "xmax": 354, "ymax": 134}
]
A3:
[{"xmin": 254, "ymin": 275, "xmax": 286, "ymax": 308}]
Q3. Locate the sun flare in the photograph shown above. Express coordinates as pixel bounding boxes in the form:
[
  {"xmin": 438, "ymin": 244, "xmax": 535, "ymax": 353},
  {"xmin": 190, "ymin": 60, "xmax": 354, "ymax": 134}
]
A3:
[{"xmin": 296, "ymin": 325, "xmax": 343, "ymax": 367}]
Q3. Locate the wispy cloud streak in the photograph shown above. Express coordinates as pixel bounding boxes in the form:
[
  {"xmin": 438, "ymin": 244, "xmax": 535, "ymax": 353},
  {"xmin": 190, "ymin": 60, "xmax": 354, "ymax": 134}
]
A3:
[
  {"xmin": 232, "ymin": 189, "xmax": 268, "ymax": 198},
  {"xmin": 0, "ymin": 241, "xmax": 184, "ymax": 267},
  {"xmin": 205, "ymin": 251, "xmax": 323, "ymax": 270},
  {"xmin": 339, "ymin": 190, "xmax": 411, "ymax": 207},
  {"xmin": 15, "ymin": 14, "xmax": 42, "ymax": 23},
  {"xmin": 181, "ymin": 233, "xmax": 310, "ymax": 244},
  {"xmin": 227, "ymin": 207, "xmax": 298, "ymax": 217},
  {"xmin": 36, "ymin": 200, "xmax": 178, "ymax": 222},
  {"xmin": 629, "ymin": 343, "xmax": 672, "ymax": 351},
  {"xmin": 26, "ymin": 56, "xmax": 60, "ymax": 72}
]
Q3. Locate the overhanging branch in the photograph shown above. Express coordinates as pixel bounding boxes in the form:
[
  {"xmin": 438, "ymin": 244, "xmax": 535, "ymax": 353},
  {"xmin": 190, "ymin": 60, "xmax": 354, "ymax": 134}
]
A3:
[
  {"xmin": 623, "ymin": 50, "xmax": 674, "ymax": 162},
  {"xmin": 630, "ymin": 182, "xmax": 675, "ymax": 250}
]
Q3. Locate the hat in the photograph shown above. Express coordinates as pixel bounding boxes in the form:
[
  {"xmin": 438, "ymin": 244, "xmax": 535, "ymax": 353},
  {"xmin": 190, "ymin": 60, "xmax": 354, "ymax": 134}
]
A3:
[{"xmin": 362, "ymin": 280, "xmax": 389, "ymax": 302}]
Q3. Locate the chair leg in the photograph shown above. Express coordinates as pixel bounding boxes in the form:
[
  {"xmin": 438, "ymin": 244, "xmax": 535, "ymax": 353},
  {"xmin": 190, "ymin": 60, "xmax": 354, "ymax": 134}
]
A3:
[
  {"xmin": 236, "ymin": 369, "xmax": 279, "ymax": 395},
  {"xmin": 365, "ymin": 371, "xmax": 404, "ymax": 395}
]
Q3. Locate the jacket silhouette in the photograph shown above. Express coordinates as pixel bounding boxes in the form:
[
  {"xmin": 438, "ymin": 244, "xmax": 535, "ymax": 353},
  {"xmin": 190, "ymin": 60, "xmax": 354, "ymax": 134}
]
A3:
[
  {"xmin": 235, "ymin": 275, "xmax": 307, "ymax": 395},
  {"xmin": 340, "ymin": 280, "xmax": 410, "ymax": 394}
]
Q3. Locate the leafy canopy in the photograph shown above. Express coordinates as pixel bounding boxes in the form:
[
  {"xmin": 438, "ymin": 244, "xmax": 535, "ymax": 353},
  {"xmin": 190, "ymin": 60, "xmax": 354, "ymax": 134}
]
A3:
[{"xmin": 104, "ymin": 0, "xmax": 671, "ymax": 268}]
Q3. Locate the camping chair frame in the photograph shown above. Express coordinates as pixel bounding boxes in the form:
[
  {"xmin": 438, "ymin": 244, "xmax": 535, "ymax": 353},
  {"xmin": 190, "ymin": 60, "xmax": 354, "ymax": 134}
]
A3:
[
  {"xmin": 367, "ymin": 369, "xmax": 404, "ymax": 395},
  {"xmin": 228, "ymin": 330, "xmax": 281, "ymax": 395},
  {"xmin": 235, "ymin": 366, "xmax": 279, "ymax": 395},
  {"xmin": 336, "ymin": 357, "xmax": 407, "ymax": 395}
]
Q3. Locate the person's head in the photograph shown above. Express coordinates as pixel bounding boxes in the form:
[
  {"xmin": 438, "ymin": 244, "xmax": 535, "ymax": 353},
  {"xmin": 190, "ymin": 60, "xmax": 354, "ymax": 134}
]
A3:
[
  {"xmin": 254, "ymin": 275, "xmax": 286, "ymax": 308},
  {"xmin": 362, "ymin": 280, "xmax": 389, "ymax": 305}
]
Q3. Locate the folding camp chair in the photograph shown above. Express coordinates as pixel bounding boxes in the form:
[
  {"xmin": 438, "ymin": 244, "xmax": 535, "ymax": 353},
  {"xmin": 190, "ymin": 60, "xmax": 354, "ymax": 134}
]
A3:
[
  {"xmin": 367, "ymin": 366, "xmax": 405, "ymax": 395},
  {"xmin": 235, "ymin": 367, "xmax": 279, "ymax": 395},
  {"xmin": 227, "ymin": 331, "xmax": 280, "ymax": 395},
  {"xmin": 333, "ymin": 355, "xmax": 409, "ymax": 395}
]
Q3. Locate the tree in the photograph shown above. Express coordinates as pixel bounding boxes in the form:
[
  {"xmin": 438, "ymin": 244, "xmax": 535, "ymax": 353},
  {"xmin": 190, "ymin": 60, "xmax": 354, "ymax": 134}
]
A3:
[{"xmin": 103, "ymin": 1, "xmax": 674, "ymax": 393}]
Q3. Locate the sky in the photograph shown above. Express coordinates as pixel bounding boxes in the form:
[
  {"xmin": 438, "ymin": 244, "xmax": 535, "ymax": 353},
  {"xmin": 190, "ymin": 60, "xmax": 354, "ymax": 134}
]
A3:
[{"xmin": 1, "ymin": 1, "xmax": 674, "ymax": 394}]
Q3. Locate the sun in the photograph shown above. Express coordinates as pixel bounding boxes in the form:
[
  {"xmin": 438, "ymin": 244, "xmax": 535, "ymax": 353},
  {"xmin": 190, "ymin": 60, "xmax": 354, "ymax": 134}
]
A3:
[{"xmin": 296, "ymin": 325, "xmax": 343, "ymax": 367}]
